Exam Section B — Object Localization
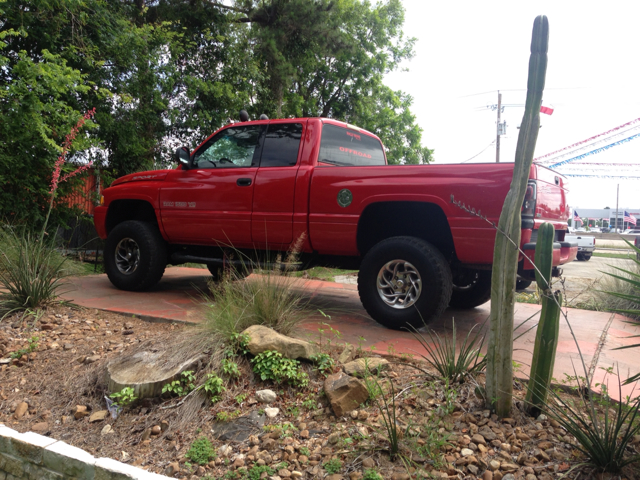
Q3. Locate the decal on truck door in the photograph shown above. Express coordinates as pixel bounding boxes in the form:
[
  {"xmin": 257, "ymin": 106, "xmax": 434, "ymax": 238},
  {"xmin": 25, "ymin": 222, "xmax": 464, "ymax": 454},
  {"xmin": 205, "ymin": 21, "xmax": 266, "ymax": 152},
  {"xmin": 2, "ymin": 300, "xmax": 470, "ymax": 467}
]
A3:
[{"xmin": 337, "ymin": 189, "xmax": 353, "ymax": 207}]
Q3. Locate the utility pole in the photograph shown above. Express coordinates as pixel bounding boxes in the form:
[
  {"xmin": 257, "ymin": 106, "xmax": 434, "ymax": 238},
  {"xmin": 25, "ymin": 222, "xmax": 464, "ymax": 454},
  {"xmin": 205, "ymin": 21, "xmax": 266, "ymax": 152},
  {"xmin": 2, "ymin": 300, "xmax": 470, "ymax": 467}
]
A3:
[
  {"xmin": 496, "ymin": 91, "xmax": 502, "ymax": 163},
  {"xmin": 615, "ymin": 184, "xmax": 619, "ymax": 233}
]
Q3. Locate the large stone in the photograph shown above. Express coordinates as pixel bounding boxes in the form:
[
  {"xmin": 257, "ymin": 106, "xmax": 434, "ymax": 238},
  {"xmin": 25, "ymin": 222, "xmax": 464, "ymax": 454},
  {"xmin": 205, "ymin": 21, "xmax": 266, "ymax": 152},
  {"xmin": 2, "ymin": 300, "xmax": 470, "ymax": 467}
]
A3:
[
  {"xmin": 13, "ymin": 402, "xmax": 28, "ymax": 419},
  {"xmin": 338, "ymin": 344, "xmax": 356, "ymax": 364},
  {"xmin": 106, "ymin": 350, "xmax": 201, "ymax": 399},
  {"xmin": 242, "ymin": 325, "xmax": 319, "ymax": 360},
  {"xmin": 324, "ymin": 372, "xmax": 368, "ymax": 417},
  {"xmin": 89, "ymin": 411, "xmax": 109, "ymax": 423},
  {"xmin": 342, "ymin": 358, "xmax": 388, "ymax": 376},
  {"xmin": 255, "ymin": 389, "xmax": 277, "ymax": 404}
]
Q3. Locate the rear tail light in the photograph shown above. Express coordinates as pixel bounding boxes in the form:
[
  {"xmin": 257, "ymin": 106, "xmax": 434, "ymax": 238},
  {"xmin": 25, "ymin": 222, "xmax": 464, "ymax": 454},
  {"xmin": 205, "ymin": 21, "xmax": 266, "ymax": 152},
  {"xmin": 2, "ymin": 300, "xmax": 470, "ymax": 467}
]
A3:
[{"xmin": 521, "ymin": 181, "xmax": 537, "ymax": 218}]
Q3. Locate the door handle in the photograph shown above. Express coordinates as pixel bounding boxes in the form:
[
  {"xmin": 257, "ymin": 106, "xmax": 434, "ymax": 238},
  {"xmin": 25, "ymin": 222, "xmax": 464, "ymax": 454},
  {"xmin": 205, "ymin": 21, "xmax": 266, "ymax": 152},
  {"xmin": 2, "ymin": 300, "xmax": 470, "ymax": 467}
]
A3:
[{"xmin": 237, "ymin": 178, "xmax": 252, "ymax": 187}]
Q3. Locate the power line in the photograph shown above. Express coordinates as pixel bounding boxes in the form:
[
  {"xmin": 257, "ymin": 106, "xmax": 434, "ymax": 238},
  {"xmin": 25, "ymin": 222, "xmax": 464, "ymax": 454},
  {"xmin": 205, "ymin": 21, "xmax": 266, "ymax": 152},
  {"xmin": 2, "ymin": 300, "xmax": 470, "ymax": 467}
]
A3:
[{"xmin": 462, "ymin": 140, "xmax": 496, "ymax": 163}]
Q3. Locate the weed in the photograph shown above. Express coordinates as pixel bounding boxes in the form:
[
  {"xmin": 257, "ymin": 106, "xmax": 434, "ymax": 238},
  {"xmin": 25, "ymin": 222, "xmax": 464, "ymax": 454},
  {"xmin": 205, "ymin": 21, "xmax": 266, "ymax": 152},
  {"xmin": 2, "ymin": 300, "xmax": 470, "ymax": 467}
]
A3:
[
  {"xmin": 229, "ymin": 333, "xmax": 250, "ymax": 355},
  {"xmin": 162, "ymin": 370, "xmax": 196, "ymax": 397},
  {"xmin": 235, "ymin": 393, "xmax": 247, "ymax": 404},
  {"xmin": 323, "ymin": 458, "xmax": 342, "ymax": 474},
  {"xmin": 221, "ymin": 357, "xmax": 241, "ymax": 378},
  {"xmin": 109, "ymin": 387, "xmax": 137, "ymax": 408},
  {"xmin": 264, "ymin": 422, "xmax": 298, "ymax": 438},
  {"xmin": 362, "ymin": 469, "xmax": 383, "ymax": 480},
  {"xmin": 216, "ymin": 410, "xmax": 241, "ymax": 422},
  {"xmin": 251, "ymin": 350, "xmax": 309, "ymax": 387},
  {"xmin": 9, "ymin": 335, "xmax": 39, "ymax": 359},
  {"xmin": 202, "ymin": 373, "xmax": 225, "ymax": 402},
  {"xmin": 310, "ymin": 353, "xmax": 335, "ymax": 378},
  {"xmin": 299, "ymin": 447, "xmax": 310, "ymax": 457},
  {"xmin": 369, "ymin": 377, "xmax": 400, "ymax": 459},
  {"xmin": 185, "ymin": 437, "xmax": 216, "ymax": 465},
  {"xmin": 245, "ymin": 464, "xmax": 275, "ymax": 480},
  {"xmin": 408, "ymin": 319, "xmax": 486, "ymax": 383}
]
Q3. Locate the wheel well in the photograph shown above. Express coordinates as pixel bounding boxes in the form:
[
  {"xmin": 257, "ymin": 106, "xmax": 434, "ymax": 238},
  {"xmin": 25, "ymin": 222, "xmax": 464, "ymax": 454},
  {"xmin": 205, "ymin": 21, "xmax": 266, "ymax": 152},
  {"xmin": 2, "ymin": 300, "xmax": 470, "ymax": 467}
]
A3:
[
  {"xmin": 357, "ymin": 202, "xmax": 455, "ymax": 260},
  {"xmin": 105, "ymin": 200, "xmax": 158, "ymax": 234}
]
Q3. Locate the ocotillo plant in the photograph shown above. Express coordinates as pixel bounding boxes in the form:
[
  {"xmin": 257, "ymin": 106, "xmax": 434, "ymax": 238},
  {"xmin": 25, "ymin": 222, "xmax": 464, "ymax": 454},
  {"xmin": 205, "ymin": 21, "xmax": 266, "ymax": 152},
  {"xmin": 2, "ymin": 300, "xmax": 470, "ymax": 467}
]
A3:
[
  {"xmin": 525, "ymin": 222, "xmax": 561, "ymax": 416},
  {"xmin": 486, "ymin": 15, "xmax": 549, "ymax": 417}
]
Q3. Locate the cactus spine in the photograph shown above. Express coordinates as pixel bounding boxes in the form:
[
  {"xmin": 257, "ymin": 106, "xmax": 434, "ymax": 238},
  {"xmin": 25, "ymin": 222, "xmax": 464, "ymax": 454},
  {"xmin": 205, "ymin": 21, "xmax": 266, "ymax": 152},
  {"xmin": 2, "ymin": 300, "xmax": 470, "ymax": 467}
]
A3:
[
  {"xmin": 525, "ymin": 222, "xmax": 561, "ymax": 416},
  {"xmin": 486, "ymin": 15, "xmax": 549, "ymax": 417}
]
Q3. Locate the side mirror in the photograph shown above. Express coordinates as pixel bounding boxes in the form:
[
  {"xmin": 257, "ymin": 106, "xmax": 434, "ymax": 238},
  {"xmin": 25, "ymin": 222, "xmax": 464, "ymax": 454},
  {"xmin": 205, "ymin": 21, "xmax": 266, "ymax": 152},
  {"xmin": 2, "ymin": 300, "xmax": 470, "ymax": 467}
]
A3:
[{"xmin": 174, "ymin": 147, "xmax": 191, "ymax": 169}]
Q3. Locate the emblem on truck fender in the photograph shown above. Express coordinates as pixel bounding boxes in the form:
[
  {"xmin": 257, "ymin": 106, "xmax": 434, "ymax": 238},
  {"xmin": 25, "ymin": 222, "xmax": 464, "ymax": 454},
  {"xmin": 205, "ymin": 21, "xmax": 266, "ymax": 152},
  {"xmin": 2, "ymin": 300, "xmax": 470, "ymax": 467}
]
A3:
[{"xmin": 337, "ymin": 189, "xmax": 353, "ymax": 208}]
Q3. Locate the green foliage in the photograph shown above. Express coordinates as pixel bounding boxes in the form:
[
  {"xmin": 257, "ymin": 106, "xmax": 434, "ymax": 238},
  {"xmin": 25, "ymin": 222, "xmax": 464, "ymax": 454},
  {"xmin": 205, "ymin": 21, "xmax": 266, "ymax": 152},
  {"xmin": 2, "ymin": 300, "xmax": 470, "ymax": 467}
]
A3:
[
  {"xmin": 251, "ymin": 350, "xmax": 309, "ymax": 387},
  {"xmin": 408, "ymin": 320, "xmax": 486, "ymax": 383},
  {"xmin": 0, "ymin": 227, "xmax": 73, "ymax": 318},
  {"xmin": 246, "ymin": 464, "xmax": 275, "ymax": 480},
  {"xmin": 526, "ymin": 222, "xmax": 561, "ymax": 415},
  {"xmin": 109, "ymin": 387, "xmax": 138, "ymax": 408},
  {"xmin": 369, "ymin": 378, "xmax": 400, "ymax": 459},
  {"xmin": 362, "ymin": 469, "xmax": 383, "ymax": 480},
  {"xmin": 542, "ymin": 368, "xmax": 640, "ymax": 473},
  {"xmin": 229, "ymin": 333, "xmax": 251, "ymax": 355},
  {"xmin": 162, "ymin": 370, "xmax": 196, "ymax": 397},
  {"xmin": 203, "ymin": 374, "xmax": 225, "ymax": 402},
  {"xmin": 185, "ymin": 437, "xmax": 216, "ymax": 466},
  {"xmin": 264, "ymin": 422, "xmax": 298, "ymax": 438},
  {"xmin": 310, "ymin": 353, "xmax": 335, "ymax": 378},
  {"xmin": 221, "ymin": 357, "xmax": 241, "ymax": 378},
  {"xmin": 9, "ymin": 336, "xmax": 39, "ymax": 359},
  {"xmin": 216, "ymin": 410, "xmax": 241, "ymax": 422},
  {"xmin": 322, "ymin": 458, "xmax": 342, "ymax": 475}
]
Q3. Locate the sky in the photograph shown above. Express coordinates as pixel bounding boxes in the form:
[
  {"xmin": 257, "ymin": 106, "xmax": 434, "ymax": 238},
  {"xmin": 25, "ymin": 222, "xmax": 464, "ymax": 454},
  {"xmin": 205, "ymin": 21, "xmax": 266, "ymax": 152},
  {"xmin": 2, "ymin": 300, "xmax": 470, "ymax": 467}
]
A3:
[{"xmin": 384, "ymin": 1, "xmax": 640, "ymax": 211}]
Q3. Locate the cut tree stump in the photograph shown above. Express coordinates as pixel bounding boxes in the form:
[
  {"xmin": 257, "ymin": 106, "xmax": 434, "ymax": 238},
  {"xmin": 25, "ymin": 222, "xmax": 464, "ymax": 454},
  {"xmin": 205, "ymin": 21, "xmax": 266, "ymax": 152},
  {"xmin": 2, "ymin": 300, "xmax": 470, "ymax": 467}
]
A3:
[{"xmin": 106, "ymin": 351, "xmax": 201, "ymax": 399}]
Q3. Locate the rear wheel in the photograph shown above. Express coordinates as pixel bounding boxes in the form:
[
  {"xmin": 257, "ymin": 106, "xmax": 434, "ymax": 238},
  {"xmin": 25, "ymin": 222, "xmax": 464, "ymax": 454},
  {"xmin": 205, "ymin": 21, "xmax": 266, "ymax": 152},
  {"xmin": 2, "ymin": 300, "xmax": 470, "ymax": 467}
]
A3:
[
  {"xmin": 582, "ymin": 253, "xmax": 592, "ymax": 261},
  {"xmin": 105, "ymin": 221, "xmax": 167, "ymax": 291},
  {"xmin": 358, "ymin": 237, "xmax": 452, "ymax": 331},
  {"xmin": 516, "ymin": 279, "xmax": 533, "ymax": 291},
  {"xmin": 206, "ymin": 264, "xmax": 251, "ymax": 281},
  {"xmin": 449, "ymin": 268, "xmax": 492, "ymax": 309}
]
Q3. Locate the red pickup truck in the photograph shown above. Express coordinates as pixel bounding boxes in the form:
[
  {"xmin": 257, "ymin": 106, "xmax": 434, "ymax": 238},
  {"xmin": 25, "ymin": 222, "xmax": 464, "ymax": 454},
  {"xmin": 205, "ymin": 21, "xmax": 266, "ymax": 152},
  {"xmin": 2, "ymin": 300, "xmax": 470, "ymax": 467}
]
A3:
[{"xmin": 94, "ymin": 117, "xmax": 577, "ymax": 330}]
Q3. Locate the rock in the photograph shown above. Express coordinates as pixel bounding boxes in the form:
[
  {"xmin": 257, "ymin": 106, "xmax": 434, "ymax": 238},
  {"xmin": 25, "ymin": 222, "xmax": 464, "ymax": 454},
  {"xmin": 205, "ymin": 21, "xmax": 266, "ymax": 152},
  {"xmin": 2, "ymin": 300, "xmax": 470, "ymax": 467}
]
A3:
[
  {"xmin": 537, "ymin": 440, "xmax": 553, "ymax": 450},
  {"xmin": 342, "ymin": 358, "xmax": 388, "ymax": 376},
  {"xmin": 338, "ymin": 344, "xmax": 356, "ymax": 364},
  {"xmin": 461, "ymin": 448, "xmax": 473, "ymax": 457},
  {"xmin": 327, "ymin": 432, "xmax": 341, "ymax": 444},
  {"xmin": 13, "ymin": 402, "xmax": 28, "ymax": 419},
  {"xmin": 489, "ymin": 460, "xmax": 501, "ymax": 471},
  {"xmin": 483, "ymin": 471, "xmax": 493, "ymax": 480},
  {"xmin": 502, "ymin": 475, "xmax": 516, "ymax": 480},
  {"xmin": 326, "ymin": 475, "xmax": 342, "ymax": 480},
  {"xmin": 84, "ymin": 355, "xmax": 101, "ymax": 364},
  {"xmin": 232, "ymin": 457, "xmax": 245, "ymax": 469},
  {"xmin": 324, "ymin": 372, "xmax": 369, "ymax": 417},
  {"xmin": 472, "ymin": 433, "xmax": 486, "ymax": 445},
  {"xmin": 278, "ymin": 469, "xmax": 291, "ymax": 477},
  {"xmin": 265, "ymin": 407, "xmax": 280, "ymax": 418},
  {"xmin": 165, "ymin": 462, "xmax": 180, "ymax": 476},
  {"xmin": 150, "ymin": 425, "xmax": 161, "ymax": 435},
  {"xmin": 106, "ymin": 350, "xmax": 201, "ymax": 399},
  {"xmin": 89, "ymin": 410, "xmax": 109, "ymax": 423},
  {"xmin": 31, "ymin": 422, "xmax": 49, "ymax": 433},
  {"xmin": 160, "ymin": 420, "xmax": 170, "ymax": 432},
  {"xmin": 218, "ymin": 445, "xmax": 233, "ymax": 457},
  {"xmin": 101, "ymin": 424, "xmax": 113, "ymax": 435},
  {"xmin": 391, "ymin": 474, "xmax": 410, "ymax": 480},
  {"xmin": 468, "ymin": 465, "xmax": 479, "ymax": 475},
  {"xmin": 256, "ymin": 389, "xmax": 277, "ymax": 404},
  {"xmin": 500, "ymin": 463, "xmax": 518, "ymax": 472},
  {"xmin": 242, "ymin": 325, "xmax": 319, "ymax": 360},
  {"xmin": 74, "ymin": 405, "xmax": 90, "ymax": 420}
]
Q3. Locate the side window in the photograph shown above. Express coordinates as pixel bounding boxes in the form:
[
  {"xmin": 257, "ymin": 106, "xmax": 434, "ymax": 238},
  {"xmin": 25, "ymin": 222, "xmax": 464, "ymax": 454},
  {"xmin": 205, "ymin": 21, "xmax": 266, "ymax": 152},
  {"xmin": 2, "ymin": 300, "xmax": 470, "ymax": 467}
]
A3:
[
  {"xmin": 193, "ymin": 125, "xmax": 263, "ymax": 169},
  {"xmin": 259, "ymin": 123, "xmax": 303, "ymax": 167},
  {"xmin": 318, "ymin": 124, "xmax": 386, "ymax": 166}
]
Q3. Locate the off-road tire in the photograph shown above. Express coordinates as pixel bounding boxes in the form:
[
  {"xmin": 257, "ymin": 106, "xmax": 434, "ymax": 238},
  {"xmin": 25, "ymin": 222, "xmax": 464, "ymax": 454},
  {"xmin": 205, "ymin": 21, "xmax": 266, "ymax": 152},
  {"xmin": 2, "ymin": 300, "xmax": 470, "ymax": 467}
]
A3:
[
  {"xmin": 105, "ymin": 220, "xmax": 167, "ymax": 291},
  {"xmin": 515, "ymin": 279, "xmax": 533, "ymax": 291},
  {"xmin": 207, "ymin": 264, "xmax": 251, "ymax": 281},
  {"xmin": 358, "ymin": 236, "xmax": 452, "ymax": 331},
  {"xmin": 582, "ymin": 253, "xmax": 592, "ymax": 261},
  {"xmin": 449, "ymin": 269, "xmax": 492, "ymax": 309}
]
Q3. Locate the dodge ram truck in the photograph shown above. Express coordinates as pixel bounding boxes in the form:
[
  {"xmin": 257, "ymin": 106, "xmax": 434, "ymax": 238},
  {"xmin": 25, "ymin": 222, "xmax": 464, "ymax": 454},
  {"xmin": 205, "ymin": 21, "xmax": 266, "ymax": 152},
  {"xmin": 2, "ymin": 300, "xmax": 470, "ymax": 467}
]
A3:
[{"xmin": 94, "ymin": 117, "xmax": 578, "ymax": 330}]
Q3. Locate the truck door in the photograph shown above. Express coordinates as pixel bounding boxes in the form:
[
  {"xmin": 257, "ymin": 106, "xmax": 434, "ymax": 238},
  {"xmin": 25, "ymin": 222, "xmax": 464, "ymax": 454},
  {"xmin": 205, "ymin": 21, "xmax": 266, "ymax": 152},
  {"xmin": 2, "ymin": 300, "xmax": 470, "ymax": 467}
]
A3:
[
  {"xmin": 251, "ymin": 121, "xmax": 304, "ymax": 248},
  {"xmin": 160, "ymin": 124, "xmax": 263, "ymax": 247}
]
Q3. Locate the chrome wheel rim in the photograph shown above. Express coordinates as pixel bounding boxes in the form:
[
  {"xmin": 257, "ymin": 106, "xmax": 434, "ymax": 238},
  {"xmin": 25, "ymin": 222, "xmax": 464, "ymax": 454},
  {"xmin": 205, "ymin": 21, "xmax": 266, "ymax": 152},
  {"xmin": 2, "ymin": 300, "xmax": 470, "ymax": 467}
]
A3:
[
  {"xmin": 376, "ymin": 260, "xmax": 422, "ymax": 309},
  {"xmin": 115, "ymin": 238, "xmax": 140, "ymax": 275}
]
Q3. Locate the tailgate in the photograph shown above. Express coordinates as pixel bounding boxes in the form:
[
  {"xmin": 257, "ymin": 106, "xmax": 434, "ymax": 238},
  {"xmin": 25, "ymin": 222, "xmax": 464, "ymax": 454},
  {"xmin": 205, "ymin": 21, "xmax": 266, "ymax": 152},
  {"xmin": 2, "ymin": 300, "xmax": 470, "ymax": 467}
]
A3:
[{"xmin": 531, "ymin": 164, "xmax": 571, "ymax": 231}]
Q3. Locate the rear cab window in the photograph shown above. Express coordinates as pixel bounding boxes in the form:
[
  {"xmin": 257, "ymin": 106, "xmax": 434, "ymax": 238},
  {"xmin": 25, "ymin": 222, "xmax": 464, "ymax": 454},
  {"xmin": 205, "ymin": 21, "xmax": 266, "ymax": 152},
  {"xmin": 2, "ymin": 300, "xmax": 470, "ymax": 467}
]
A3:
[{"xmin": 318, "ymin": 123, "xmax": 386, "ymax": 166}]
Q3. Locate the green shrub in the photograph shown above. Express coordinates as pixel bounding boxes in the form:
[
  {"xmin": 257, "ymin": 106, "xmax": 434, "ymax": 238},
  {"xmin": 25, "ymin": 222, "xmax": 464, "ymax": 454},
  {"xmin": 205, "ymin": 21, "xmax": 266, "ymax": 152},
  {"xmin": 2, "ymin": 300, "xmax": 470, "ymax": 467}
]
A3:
[
  {"xmin": 109, "ymin": 387, "xmax": 138, "ymax": 408},
  {"xmin": 310, "ymin": 353, "xmax": 335, "ymax": 378},
  {"xmin": 251, "ymin": 350, "xmax": 309, "ymax": 387},
  {"xmin": 362, "ymin": 469, "xmax": 383, "ymax": 480},
  {"xmin": 0, "ymin": 227, "xmax": 73, "ymax": 319},
  {"xmin": 203, "ymin": 373, "xmax": 225, "ymax": 401},
  {"xmin": 162, "ymin": 370, "xmax": 196, "ymax": 397},
  {"xmin": 185, "ymin": 437, "xmax": 216, "ymax": 465}
]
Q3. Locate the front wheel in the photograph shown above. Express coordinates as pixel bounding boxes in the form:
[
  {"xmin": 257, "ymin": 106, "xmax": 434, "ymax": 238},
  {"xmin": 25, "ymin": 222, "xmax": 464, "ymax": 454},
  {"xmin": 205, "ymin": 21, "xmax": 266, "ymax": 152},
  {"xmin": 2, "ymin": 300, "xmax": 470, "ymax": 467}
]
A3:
[
  {"xmin": 449, "ymin": 269, "xmax": 492, "ymax": 309},
  {"xmin": 358, "ymin": 237, "xmax": 452, "ymax": 331},
  {"xmin": 105, "ymin": 221, "xmax": 167, "ymax": 291}
]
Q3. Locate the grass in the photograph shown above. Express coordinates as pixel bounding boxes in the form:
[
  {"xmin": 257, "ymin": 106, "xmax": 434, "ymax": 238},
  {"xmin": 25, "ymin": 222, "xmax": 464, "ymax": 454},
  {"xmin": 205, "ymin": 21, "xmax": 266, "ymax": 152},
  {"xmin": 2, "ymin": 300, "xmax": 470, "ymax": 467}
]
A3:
[
  {"xmin": 593, "ymin": 252, "xmax": 637, "ymax": 259},
  {"xmin": 293, "ymin": 266, "xmax": 357, "ymax": 282}
]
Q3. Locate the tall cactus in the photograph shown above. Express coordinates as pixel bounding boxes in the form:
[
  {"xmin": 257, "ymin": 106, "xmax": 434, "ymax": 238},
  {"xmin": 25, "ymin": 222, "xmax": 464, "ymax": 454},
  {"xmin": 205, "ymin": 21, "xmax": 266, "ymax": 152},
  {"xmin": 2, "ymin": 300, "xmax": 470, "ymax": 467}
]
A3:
[
  {"xmin": 486, "ymin": 15, "xmax": 549, "ymax": 417},
  {"xmin": 525, "ymin": 222, "xmax": 561, "ymax": 416}
]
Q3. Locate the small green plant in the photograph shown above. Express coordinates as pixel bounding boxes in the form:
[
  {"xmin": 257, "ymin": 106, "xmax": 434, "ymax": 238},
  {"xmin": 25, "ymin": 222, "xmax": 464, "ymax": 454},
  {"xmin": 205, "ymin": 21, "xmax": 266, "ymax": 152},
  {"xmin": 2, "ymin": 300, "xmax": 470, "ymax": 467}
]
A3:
[
  {"xmin": 9, "ymin": 335, "xmax": 39, "ymax": 359},
  {"xmin": 323, "ymin": 458, "xmax": 342, "ymax": 474},
  {"xmin": 235, "ymin": 393, "xmax": 247, "ymax": 404},
  {"xmin": 310, "ymin": 352, "xmax": 335, "ymax": 378},
  {"xmin": 369, "ymin": 377, "xmax": 401, "ymax": 459},
  {"xmin": 301, "ymin": 395, "xmax": 316, "ymax": 410},
  {"xmin": 162, "ymin": 370, "xmax": 196, "ymax": 396},
  {"xmin": 109, "ymin": 387, "xmax": 138, "ymax": 408},
  {"xmin": 185, "ymin": 436, "xmax": 216, "ymax": 465},
  {"xmin": 299, "ymin": 447, "xmax": 310, "ymax": 457},
  {"xmin": 203, "ymin": 373, "xmax": 225, "ymax": 401},
  {"xmin": 408, "ymin": 319, "xmax": 486, "ymax": 383},
  {"xmin": 362, "ymin": 469, "xmax": 383, "ymax": 480},
  {"xmin": 246, "ymin": 464, "xmax": 275, "ymax": 480},
  {"xmin": 216, "ymin": 410, "xmax": 241, "ymax": 422},
  {"xmin": 221, "ymin": 357, "xmax": 241, "ymax": 378},
  {"xmin": 264, "ymin": 422, "xmax": 298, "ymax": 438},
  {"xmin": 229, "ymin": 333, "xmax": 250, "ymax": 355},
  {"xmin": 436, "ymin": 379, "xmax": 459, "ymax": 417},
  {"xmin": 251, "ymin": 350, "xmax": 309, "ymax": 387}
]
